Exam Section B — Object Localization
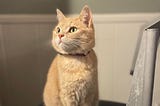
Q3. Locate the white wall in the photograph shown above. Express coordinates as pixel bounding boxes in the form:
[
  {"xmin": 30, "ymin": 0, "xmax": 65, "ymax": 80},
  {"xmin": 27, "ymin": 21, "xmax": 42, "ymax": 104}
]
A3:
[
  {"xmin": 0, "ymin": 13, "xmax": 160, "ymax": 106},
  {"xmin": 94, "ymin": 14, "xmax": 160, "ymax": 103}
]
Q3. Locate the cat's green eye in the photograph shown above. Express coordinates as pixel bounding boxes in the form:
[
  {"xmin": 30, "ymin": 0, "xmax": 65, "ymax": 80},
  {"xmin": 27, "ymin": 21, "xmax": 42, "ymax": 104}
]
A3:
[
  {"xmin": 57, "ymin": 27, "xmax": 60, "ymax": 33},
  {"xmin": 69, "ymin": 27, "xmax": 77, "ymax": 33}
]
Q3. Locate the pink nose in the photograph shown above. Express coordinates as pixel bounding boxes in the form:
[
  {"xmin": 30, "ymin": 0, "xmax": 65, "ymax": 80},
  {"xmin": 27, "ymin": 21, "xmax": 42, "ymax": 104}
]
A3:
[{"xmin": 58, "ymin": 34, "xmax": 64, "ymax": 39}]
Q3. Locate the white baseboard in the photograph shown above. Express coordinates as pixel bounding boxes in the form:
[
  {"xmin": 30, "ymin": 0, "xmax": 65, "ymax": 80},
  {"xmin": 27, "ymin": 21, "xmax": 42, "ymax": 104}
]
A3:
[{"xmin": 0, "ymin": 13, "xmax": 160, "ymax": 24}]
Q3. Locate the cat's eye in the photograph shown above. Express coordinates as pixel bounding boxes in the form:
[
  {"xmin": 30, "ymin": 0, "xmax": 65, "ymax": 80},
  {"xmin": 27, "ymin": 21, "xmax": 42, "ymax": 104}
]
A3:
[
  {"xmin": 69, "ymin": 27, "xmax": 77, "ymax": 33},
  {"xmin": 57, "ymin": 27, "xmax": 61, "ymax": 33}
]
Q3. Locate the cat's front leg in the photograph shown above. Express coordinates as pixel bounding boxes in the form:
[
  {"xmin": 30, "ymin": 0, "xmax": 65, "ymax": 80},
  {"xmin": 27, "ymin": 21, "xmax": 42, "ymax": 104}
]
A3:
[{"xmin": 60, "ymin": 91, "xmax": 79, "ymax": 106}]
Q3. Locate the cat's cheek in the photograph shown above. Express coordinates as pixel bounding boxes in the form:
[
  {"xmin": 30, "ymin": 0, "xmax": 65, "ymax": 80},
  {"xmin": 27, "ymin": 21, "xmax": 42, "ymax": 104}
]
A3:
[
  {"xmin": 53, "ymin": 38, "xmax": 61, "ymax": 48},
  {"xmin": 52, "ymin": 39, "xmax": 57, "ymax": 47},
  {"xmin": 51, "ymin": 39, "xmax": 55, "ymax": 47}
]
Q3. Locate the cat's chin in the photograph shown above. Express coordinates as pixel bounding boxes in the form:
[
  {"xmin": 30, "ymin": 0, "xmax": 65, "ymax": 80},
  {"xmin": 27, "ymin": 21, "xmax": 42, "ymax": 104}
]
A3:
[
  {"xmin": 53, "ymin": 42, "xmax": 94, "ymax": 56},
  {"xmin": 55, "ymin": 44, "xmax": 90, "ymax": 55}
]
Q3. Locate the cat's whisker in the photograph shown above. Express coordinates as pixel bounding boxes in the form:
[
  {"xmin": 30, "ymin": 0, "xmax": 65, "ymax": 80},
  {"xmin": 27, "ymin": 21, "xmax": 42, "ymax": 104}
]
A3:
[
  {"xmin": 64, "ymin": 38, "xmax": 89, "ymax": 50},
  {"xmin": 72, "ymin": 38, "xmax": 89, "ymax": 44}
]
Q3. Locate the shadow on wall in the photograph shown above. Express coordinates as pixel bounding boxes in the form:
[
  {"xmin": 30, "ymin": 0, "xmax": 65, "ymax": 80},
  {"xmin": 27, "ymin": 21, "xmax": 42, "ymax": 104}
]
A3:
[{"xmin": 0, "ymin": 0, "xmax": 70, "ymax": 14}]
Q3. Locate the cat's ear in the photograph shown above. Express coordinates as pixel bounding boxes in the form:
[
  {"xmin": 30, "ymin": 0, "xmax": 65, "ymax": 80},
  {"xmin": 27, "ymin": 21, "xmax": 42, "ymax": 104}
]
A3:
[
  {"xmin": 56, "ymin": 9, "xmax": 66, "ymax": 22},
  {"xmin": 79, "ymin": 5, "xmax": 93, "ymax": 27}
]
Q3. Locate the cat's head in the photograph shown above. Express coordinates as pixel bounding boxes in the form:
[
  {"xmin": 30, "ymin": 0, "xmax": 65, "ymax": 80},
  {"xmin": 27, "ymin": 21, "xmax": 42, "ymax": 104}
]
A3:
[{"xmin": 52, "ymin": 5, "xmax": 95, "ymax": 55}]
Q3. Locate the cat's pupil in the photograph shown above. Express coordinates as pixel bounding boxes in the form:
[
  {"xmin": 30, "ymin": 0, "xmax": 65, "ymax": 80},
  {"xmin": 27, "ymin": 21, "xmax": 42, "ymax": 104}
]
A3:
[
  {"xmin": 57, "ymin": 27, "xmax": 60, "ymax": 33},
  {"xmin": 69, "ymin": 27, "xmax": 77, "ymax": 33}
]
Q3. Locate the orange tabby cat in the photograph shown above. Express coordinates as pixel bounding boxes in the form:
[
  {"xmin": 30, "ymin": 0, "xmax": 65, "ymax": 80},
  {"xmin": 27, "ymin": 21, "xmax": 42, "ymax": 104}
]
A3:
[{"xmin": 43, "ymin": 5, "xmax": 98, "ymax": 106}]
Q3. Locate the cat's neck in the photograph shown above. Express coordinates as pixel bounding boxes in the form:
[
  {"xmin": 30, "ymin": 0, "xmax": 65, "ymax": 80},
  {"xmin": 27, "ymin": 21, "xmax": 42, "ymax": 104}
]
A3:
[{"xmin": 57, "ymin": 50, "xmax": 91, "ymax": 57}]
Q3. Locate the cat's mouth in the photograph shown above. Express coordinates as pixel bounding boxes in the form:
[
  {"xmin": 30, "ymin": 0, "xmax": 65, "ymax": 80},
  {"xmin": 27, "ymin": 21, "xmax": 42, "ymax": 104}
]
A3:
[
  {"xmin": 58, "ymin": 39, "xmax": 62, "ymax": 45},
  {"xmin": 57, "ymin": 37, "xmax": 64, "ymax": 45}
]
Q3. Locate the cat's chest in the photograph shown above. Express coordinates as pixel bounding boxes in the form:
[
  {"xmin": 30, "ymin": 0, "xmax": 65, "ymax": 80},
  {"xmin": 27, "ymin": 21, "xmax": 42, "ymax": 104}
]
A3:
[
  {"xmin": 58, "ymin": 56, "xmax": 85, "ymax": 71},
  {"xmin": 57, "ymin": 55, "xmax": 92, "ymax": 84}
]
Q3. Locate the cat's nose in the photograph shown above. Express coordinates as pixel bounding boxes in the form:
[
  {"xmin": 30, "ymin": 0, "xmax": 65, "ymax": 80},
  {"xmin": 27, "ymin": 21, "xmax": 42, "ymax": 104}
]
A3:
[{"xmin": 58, "ymin": 34, "xmax": 64, "ymax": 39}]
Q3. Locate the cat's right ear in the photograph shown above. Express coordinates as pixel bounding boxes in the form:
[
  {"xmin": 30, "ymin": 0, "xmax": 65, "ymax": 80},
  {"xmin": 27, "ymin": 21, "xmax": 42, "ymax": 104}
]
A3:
[
  {"xmin": 79, "ymin": 5, "xmax": 93, "ymax": 28},
  {"xmin": 56, "ymin": 9, "xmax": 65, "ymax": 22}
]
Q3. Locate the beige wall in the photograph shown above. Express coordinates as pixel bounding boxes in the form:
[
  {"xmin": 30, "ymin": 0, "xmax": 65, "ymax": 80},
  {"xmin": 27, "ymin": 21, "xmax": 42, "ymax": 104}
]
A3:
[{"xmin": 0, "ymin": 14, "xmax": 159, "ymax": 106}]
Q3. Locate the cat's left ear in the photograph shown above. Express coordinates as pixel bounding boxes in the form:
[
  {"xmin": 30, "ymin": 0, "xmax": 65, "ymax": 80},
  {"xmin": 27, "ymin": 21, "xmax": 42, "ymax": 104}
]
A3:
[
  {"xmin": 56, "ymin": 9, "xmax": 66, "ymax": 22},
  {"xmin": 79, "ymin": 5, "xmax": 93, "ymax": 28}
]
